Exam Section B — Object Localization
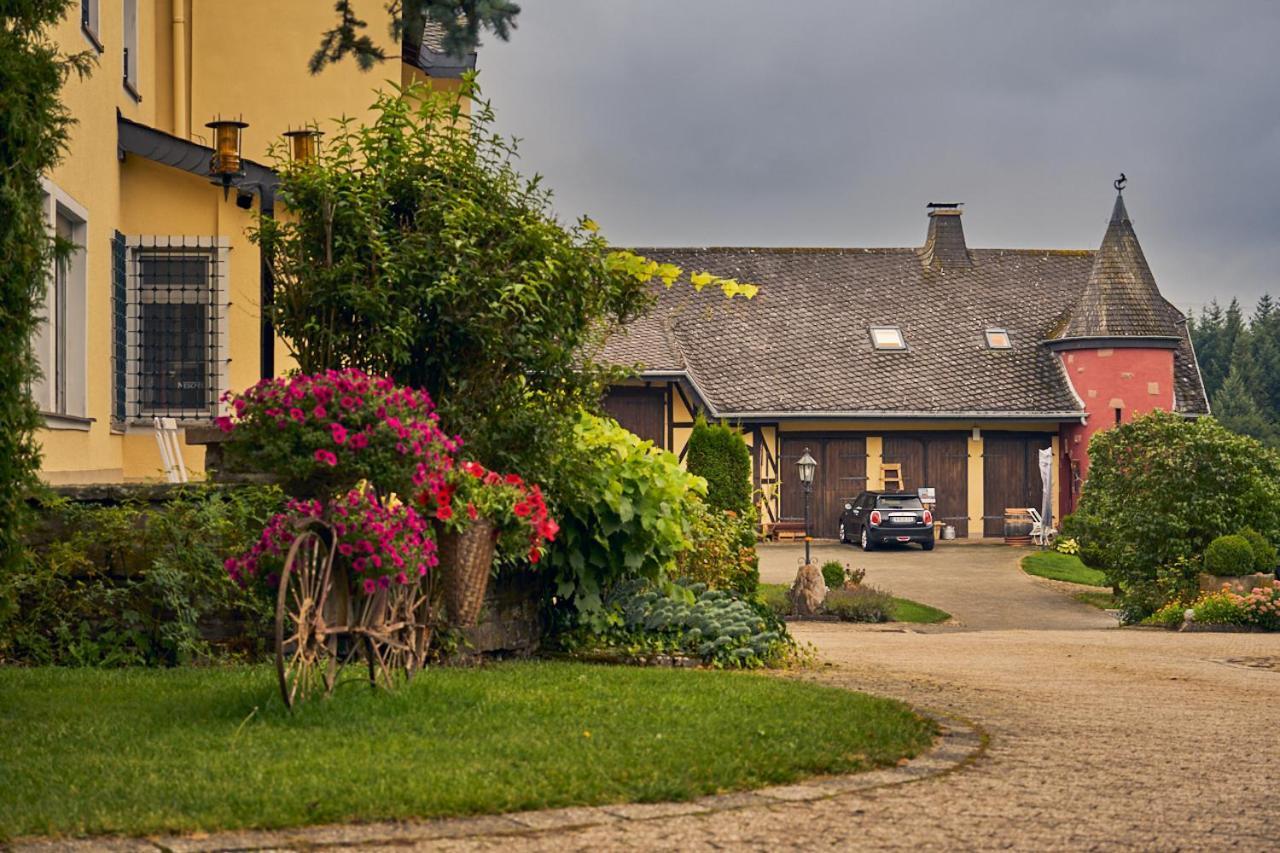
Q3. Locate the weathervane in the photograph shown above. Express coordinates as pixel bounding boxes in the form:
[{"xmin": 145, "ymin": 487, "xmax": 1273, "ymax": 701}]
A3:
[{"xmin": 1114, "ymin": 173, "xmax": 1127, "ymax": 193}]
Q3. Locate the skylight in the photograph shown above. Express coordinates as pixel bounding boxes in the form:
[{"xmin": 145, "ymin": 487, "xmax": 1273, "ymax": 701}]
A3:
[
  {"xmin": 985, "ymin": 328, "xmax": 1012, "ymax": 349},
  {"xmin": 870, "ymin": 326, "xmax": 907, "ymax": 351}
]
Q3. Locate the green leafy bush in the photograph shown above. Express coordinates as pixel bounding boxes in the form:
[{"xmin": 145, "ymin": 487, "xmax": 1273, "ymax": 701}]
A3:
[
  {"xmin": 1204, "ymin": 535, "xmax": 1255, "ymax": 577},
  {"xmin": 544, "ymin": 413, "xmax": 705, "ymax": 622},
  {"xmin": 1238, "ymin": 527, "xmax": 1278, "ymax": 573},
  {"xmin": 1068, "ymin": 411, "xmax": 1280, "ymax": 615},
  {"xmin": 820, "ymin": 561, "xmax": 845, "ymax": 589},
  {"xmin": 684, "ymin": 416, "xmax": 753, "ymax": 515},
  {"xmin": 675, "ymin": 500, "xmax": 759, "ymax": 597},
  {"xmin": 611, "ymin": 581, "xmax": 789, "ymax": 668},
  {"xmin": 0, "ymin": 486, "xmax": 284, "ymax": 666},
  {"xmin": 824, "ymin": 586, "xmax": 894, "ymax": 623}
]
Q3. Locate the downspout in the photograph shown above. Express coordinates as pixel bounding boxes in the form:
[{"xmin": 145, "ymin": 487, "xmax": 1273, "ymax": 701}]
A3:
[
  {"xmin": 171, "ymin": 0, "xmax": 188, "ymax": 138},
  {"xmin": 259, "ymin": 188, "xmax": 275, "ymax": 379}
]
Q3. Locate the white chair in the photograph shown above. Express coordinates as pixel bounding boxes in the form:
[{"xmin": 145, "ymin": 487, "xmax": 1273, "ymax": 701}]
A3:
[
  {"xmin": 153, "ymin": 417, "xmax": 189, "ymax": 483},
  {"xmin": 1028, "ymin": 507, "xmax": 1055, "ymax": 546}
]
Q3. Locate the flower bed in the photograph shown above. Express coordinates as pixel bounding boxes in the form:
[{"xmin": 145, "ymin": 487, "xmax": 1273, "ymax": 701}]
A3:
[{"xmin": 1147, "ymin": 580, "xmax": 1280, "ymax": 630}]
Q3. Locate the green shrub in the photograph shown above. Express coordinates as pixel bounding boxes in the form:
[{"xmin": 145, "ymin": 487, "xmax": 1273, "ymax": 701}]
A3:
[
  {"xmin": 820, "ymin": 561, "xmax": 845, "ymax": 589},
  {"xmin": 684, "ymin": 416, "xmax": 752, "ymax": 515},
  {"xmin": 756, "ymin": 583, "xmax": 790, "ymax": 618},
  {"xmin": 824, "ymin": 586, "xmax": 894, "ymax": 622},
  {"xmin": 545, "ymin": 413, "xmax": 705, "ymax": 624},
  {"xmin": 0, "ymin": 486, "xmax": 284, "ymax": 666},
  {"xmin": 1068, "ymin": 411, "xmax": 1280, "ymax": 615},
  {"xmin": 1238, "ymin": 527, "xmax": 1278, "ymax": 573},
  {"xmin": 1204, "ymin": 534, "xmax": 1256, "ymax": 577},
  {"xmin": 611, "ymin": 581, "xmax": 788, "ymax": 666},
  {"xmin": 675, "ymin": 500, "xmax": 759, "ymax": 597},
  {"xmin": 1191, "ymin": 591, "xmax": 1248, "ymax": 625}
]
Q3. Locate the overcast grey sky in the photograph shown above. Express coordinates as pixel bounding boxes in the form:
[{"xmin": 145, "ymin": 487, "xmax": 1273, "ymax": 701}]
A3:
[{"xmin": 474, "ymin": 0, "xmax": 1279, "ymax": 316}]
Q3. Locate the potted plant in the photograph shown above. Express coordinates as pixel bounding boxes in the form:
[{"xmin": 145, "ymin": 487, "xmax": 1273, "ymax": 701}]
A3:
[{"xmin": 418, "ymin": 460, "xmax": 557, "ymax": 627}]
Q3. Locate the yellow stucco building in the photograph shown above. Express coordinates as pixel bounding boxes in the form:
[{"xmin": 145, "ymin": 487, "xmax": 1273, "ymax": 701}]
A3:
[{"xmin": 37, "ymin": 0, "xmax": 467, "ymax": 484}]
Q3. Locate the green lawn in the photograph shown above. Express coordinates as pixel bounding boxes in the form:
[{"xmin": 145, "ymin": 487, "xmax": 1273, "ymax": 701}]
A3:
[
  {"xmin": 1073, "ymin": 591, "xmax": 1119, "ymax": 610},
  {"xmin": 0, "ymin": 662, "xmax": 934, "ymax": 841},
  {"xmin": 1020, "ymin": 551, "xmax": 1108, "ymax": 587},
  {"xmin": 757, "ymin": 584, "xmax": 951, "ymax": 624},
  {"xmin": 888, "ymin": 597, "xmax": 952, "ymax": 624}
]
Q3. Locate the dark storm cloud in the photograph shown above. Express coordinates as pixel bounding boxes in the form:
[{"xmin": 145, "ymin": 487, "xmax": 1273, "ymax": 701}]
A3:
[{"xmin": 476, "ymin": 0, "xmax": 1280, "ymax": 313}]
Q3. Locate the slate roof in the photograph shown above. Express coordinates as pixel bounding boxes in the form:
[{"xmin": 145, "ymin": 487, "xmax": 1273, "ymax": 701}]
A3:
[
  {"xmin": 600, "ymin": 208, "xmax": 1209, "ymax": 419},
  {"xmin": 1051, "ymin": 194, "xmax": 1185, "ymax": 340}
]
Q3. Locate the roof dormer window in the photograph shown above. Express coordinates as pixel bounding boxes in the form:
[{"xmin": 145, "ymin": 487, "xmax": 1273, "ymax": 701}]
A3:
[
  {"xmin": 870, "ymin": 326, "xmax": 907, "ymax": 351},
  {"xmin": 985, "ymin": 328, "xmax": 1011, "ymax": 349}
]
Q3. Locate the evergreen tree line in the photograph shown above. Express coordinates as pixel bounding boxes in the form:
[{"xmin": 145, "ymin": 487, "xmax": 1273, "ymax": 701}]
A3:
[{"xmin": 1189, "ymin": 296, "xmax": 1280, "ymax": 446}]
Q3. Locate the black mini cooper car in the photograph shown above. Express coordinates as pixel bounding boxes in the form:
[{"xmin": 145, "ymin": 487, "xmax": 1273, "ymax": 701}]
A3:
[{"xmin": 839, "ymin": 491, "xmax": 935, "ymax": 551}]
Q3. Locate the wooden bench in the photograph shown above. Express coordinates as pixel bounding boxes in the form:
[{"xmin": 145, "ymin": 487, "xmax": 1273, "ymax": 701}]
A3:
[{"xmin": 768, "ymin": 521, "xmax": 808, "ymax": 542}]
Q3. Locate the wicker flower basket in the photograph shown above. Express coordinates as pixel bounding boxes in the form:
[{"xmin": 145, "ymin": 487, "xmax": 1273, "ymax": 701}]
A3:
[{"xmin": 437, "ymin": 519, "xmax": 499, "ymax": 627}]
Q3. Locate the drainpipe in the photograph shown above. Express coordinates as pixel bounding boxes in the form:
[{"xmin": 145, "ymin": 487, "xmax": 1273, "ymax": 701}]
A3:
[
  {"xmin": 259, "ymin": 188, "xmax": 275, "ymax": 379},
  {"xmin": 171, "ymin": 0, "xmax": 187, "ymax": 137}
]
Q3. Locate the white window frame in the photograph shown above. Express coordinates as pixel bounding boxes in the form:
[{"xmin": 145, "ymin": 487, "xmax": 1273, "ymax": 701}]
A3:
[
  {"xmin": 869, "ymin": 325, "xmax": 907, "ymax": 351},
  {"xmin": 81, "ymin": 0, "xmax": 103, "ymax": 52},
  {"xmin": 124, "ymin": 236, "xmax": 230, "ymax": 424},
  {"xmin": 35, "ymin": 179, "xmax": 90, "ymax": 430},
  {"xmin": 985, "ymin": 328, "xmax": 1012, "ymax": 349},
  {"xmin": 122, "ymin": 0, "xmax": 140, "ymax": 100}
]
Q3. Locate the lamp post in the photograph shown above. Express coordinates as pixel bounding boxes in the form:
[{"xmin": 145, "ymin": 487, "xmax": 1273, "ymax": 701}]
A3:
[{"xmin": 797, "ymin": 447, "xmax": 818, "ymax": 566}]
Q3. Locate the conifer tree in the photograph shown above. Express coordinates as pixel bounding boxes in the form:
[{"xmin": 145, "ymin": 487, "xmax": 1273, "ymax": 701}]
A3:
[{"xmin": 1213, "ymin": 365, "xmax": 1275, "ymax": 446}]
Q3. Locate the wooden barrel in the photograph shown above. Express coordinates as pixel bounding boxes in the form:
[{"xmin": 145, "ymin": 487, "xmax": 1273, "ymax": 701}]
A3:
[{"xmin": 1004, "ymin": 508, "xmax": 1033, "ymax": 546}]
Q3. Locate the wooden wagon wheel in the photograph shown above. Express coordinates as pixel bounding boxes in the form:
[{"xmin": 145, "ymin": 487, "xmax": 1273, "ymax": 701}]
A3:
[
  {"xmin": 276, "ymin": 529, "xmax": 338, "ymax": 709},
  {"xmin": 358, "ymin": 582, "xmax": 426, "ymax": 690}
]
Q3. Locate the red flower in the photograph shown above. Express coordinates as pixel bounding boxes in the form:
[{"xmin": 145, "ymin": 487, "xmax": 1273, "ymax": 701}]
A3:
[
  {"xmin": 467, "ymin": 502, "xmax": 478, "ymax": 520},
  {"xmin": 504, "ymin": 473, "xmax": 523, "ymax": 485},
  {"xmin": 436, "ymin": 504, "xmax": 453, "ymax": 521},
  {"xmin": 514, "ymin": 502, "xmax": 531, "ymax": 518}
]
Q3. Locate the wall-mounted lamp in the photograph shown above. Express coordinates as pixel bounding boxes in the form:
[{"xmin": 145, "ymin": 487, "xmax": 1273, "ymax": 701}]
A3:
[
  {"xmin": 283, "ymin": 127, "xmax": 323, "ymax": 164},
  {"xmin": 206, "ymin": 116, "xmax": 248, "ymax": 199}
]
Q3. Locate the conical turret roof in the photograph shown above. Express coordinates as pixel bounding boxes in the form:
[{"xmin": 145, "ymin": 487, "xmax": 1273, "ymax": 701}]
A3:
[{"xmin": 1052, "ymin": 193, "xmax": 1182, "ymax": 340}]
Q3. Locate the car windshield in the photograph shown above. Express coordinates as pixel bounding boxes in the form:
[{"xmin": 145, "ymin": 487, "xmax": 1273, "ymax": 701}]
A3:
[{"xmin": 877, "ymin": 495, "xmax": 923, "ymax": 510}]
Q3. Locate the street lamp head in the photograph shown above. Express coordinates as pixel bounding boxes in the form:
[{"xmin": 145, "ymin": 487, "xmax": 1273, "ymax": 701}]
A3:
[{"xmin": 797, "ymin": 447, "xmax": 818, "ymax": 485}]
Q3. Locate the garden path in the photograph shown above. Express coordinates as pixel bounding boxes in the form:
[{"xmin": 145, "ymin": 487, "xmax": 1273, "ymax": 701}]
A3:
[
  {"xmin": 435, "ymin": 627, "xmax": 1280, "ymax": 850},
  {"xmin": 433, "ymin": 547, "xmax": 1280, "ymax": 850},
  {"xmin": 759, "ymin": 540, "xmax": 1118, "ymax": 631}
]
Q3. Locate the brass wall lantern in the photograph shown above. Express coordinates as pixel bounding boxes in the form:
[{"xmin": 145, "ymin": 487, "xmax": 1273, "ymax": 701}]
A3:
[
  {"xmin": 283, "ymin": 127, "xmax": 323, "ymax": 164},
  {"xmin": 205, "ymin": 116, "xmax": 248, "ymax": 198}
]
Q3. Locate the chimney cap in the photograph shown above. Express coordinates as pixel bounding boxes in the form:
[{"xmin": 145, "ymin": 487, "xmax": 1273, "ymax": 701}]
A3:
[{"xmin": 926, "ymin": 202, "xmax": 963, "ymax": 209}]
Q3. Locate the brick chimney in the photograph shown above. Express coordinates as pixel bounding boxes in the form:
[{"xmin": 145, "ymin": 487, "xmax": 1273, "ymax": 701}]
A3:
[{"xmin": 920, "ymin": 202, "xmax": 971, "ymax": 270}]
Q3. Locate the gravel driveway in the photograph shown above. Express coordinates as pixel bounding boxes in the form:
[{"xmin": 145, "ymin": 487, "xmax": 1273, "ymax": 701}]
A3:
[{"xmin": 439, "ymin": 545, "xmax": 1280, "ymax": 850}]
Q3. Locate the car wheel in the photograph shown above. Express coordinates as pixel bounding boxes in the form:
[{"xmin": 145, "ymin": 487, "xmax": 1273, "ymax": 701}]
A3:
[
  {"xmin": 922, "ymin": 539, "xmax": 935, "ymax": 551},
  {"xmin": 861, "ymin": 527, "xmax": 875, "ymax": 552},
  {"xmin": 838, "ymin": 522, "xmax": 847, "ymax": 543}
]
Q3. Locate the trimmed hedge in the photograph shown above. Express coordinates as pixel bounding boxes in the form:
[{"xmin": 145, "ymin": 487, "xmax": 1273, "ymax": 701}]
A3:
[
  {"xmin": 1239, "ymin": 527, "xmax": 1278, "ymax": 573},
  {"xmin": 1203, "ymin": 534, "xmax": 1255, "ymax": 577},
  {"xmin": 685, "ymin": 416, "xmax": 752, "ymax": 515}
]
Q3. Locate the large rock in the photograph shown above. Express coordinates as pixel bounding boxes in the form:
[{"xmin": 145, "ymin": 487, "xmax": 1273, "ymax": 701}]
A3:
[{"xmin": 790, "ymin": 564, "xmax": 828, "ymax": 616}]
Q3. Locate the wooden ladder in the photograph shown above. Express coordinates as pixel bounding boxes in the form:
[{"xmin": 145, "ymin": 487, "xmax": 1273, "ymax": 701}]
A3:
[{"xmin": 880, "ymin": 463, "xmax": 904, "ymax": 491}]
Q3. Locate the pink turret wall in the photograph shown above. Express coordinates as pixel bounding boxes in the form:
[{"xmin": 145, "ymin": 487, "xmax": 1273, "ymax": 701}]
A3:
[{"xmin": 1058, "ymin": 346, "xmax": 1176, "ymax": 514}]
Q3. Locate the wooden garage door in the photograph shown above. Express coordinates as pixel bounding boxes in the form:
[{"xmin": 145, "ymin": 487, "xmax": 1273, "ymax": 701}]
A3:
[
  {"xmin": 779, "ymin": 436, "xmax": 867, "ymax": 538},
  {"xmin": 602, "ymin": 387, "xmax": 665, "ymax": 449},
  {"xmin": 882, "ymin": 433, "xmax": 970, "ymax": 538},
  {"xmin": 982, "ymin": 434, "xmax": 1053, "ymax": 537}
]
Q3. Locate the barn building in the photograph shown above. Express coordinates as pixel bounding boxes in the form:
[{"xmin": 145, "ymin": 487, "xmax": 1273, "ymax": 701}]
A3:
[{"xmin": 600, "ymin": 189, "xmax": 1209, "ymax": 539}]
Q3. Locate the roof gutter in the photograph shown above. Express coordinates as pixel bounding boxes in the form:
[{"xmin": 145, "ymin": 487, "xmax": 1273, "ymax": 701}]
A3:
[
  {"xmin": 634, "ymin": 370, "xmax": 1085, "ymax": 423},
  {"xmin": 1043, "ymin": 335, "xmax": 1181, "ymax": 352}
]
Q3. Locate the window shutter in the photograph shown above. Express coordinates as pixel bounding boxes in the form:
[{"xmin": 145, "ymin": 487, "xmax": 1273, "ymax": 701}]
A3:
[{"xmin": 111, "ymin": 231, "xmax": 126, "ymax": 422}]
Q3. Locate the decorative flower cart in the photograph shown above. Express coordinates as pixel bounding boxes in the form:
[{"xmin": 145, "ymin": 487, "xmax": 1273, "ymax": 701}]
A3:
[{"xmin": 275, "ymin": 518, "xmax": 433, "ymax": 709}]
